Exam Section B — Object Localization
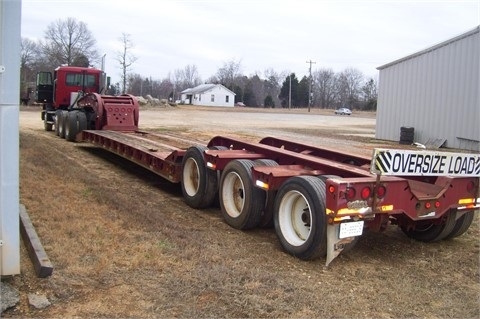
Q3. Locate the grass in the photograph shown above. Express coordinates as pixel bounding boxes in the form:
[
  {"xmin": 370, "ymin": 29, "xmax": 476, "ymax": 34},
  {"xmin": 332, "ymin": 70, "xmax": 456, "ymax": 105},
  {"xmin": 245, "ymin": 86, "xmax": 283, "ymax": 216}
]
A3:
[{"xmin": 4, "ymin": 117, "xmax": 479, "ymax": 318}]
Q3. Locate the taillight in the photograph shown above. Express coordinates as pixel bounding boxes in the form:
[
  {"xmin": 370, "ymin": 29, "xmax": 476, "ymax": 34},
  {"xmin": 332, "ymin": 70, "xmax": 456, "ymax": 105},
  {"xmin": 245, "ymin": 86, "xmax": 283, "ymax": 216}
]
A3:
[
  {"xmin": 345, "ymin": 187, "xmax": 356, "ymax": 201},
  {"xmin": 376, "ymin": 185, "xmax": 386, "ymax": 198},
  {"xmin": 425, "ymin": 202, "xmax": 432, "ymax": 209},
  {"xmin": 328, "ymin": 185, "xmax": 335, "ymax": 194},
  {"xmin": 361, "ymin": 187, "xmax": 371, "ymax": 200},
  {"xmin": 435, "ymin": 201, "xmax": 440, "ymax": 208}
]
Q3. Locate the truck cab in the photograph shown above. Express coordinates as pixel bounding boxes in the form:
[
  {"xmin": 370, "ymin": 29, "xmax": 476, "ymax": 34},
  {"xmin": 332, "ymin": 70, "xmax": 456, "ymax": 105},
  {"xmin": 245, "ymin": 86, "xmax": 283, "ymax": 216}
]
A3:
[
  {"xmin": 36, "ymin": 66, "xmax": 106, "ymax": 131},
  {"xmin": 36, "ymin": 66, "xmax": 104, "ymax": 108}
]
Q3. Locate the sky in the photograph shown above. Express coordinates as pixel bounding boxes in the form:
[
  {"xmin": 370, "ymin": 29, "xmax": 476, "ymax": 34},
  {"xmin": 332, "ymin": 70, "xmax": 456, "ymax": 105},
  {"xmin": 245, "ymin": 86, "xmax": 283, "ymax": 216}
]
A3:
[{"xmin": 20, "ymin": 0, "xmax": 480, "ymax": 84}]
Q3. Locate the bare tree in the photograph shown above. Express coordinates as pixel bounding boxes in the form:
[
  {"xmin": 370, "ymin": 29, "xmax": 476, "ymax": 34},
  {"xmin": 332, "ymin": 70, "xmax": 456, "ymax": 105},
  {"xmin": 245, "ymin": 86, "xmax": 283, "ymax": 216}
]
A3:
[
  {"xmin": 182, "ymin": 64, "xmax": 202, "ymax": 88},
  {"xmin": 21, "ymin": 38, "xmax": 39, "ymax": 70},
  {"xmin": 361, "ymin": 77, "xmax": 378, "ymax": 110},
  {"xmin": 312, "ymin": 68, "xmax": 336, "ymax": 109},
  {"xmin": 127, "ymin": 73, "xmax": 143, "ymax": 96},
  {"xmin": 42, "ymin": 17, "xmax": 99, "ymax": 68},
  {"xmin": 216, "ymin": 59, "xmax": 242, "ymax": 90},
  {"xmin": 336, "ymin": 68, "xmax": 364, "ymax": 108},
  {"xmin": 156, "ymin": 78, "xmax": 174, "ymax": 100},
  {"xmin": 20, "ymin": 38, "xmax": 41, "ymax": 103},
  {"xmin": 116, "ymin": 33, "xmax": 138, "ymax": 94},
  {"xmin": 263, "ymin": 68, "xmax": 282, "ymax": 107},
  {"xmin": 173, "ymin": 64, "xmax": 202, "ymax": 91}
]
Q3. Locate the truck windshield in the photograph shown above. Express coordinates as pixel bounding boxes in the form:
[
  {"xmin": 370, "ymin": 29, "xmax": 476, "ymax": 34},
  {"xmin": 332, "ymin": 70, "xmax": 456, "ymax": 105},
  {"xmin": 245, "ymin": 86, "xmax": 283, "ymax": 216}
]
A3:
[
  {"xmin": 66, "ymin": 73, "xmax": 97, "ymax": 87},
  {"xmin": 36, "ymin": 72, "xmax": 52, "ymax": 85}
]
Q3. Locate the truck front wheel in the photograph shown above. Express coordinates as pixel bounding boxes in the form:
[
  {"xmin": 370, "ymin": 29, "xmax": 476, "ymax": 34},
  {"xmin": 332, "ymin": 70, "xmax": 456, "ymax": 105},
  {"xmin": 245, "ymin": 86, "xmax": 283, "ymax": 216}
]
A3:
[
  {"xmin": 181, "ymin": 146, "xmax": 218, "ymax": 209},
  {"xmin": 274, "ymin": 176, "xmax": 327, "ymax": 260},
  {"xmin": 219, "ymin": 159, "xmax": 265, "ymax": 230},
  {"xmin": 44, "ymin": 114, "xmax": 53, "ymax": 131}
]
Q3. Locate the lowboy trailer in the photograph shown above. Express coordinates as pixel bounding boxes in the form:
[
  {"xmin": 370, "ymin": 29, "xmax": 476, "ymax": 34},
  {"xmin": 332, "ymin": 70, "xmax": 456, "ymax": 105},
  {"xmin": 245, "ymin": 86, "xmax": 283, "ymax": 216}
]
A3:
[{"xmin": 55, "ymin": 93, "xmax": 479, "ymax": 266}]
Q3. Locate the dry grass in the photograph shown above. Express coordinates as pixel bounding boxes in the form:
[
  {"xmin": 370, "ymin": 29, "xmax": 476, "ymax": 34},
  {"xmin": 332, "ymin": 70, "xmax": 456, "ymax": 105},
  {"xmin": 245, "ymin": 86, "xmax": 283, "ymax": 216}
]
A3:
[{"xmin": 3, "ymin": 108, "xmax": 480, "ymax": 318}]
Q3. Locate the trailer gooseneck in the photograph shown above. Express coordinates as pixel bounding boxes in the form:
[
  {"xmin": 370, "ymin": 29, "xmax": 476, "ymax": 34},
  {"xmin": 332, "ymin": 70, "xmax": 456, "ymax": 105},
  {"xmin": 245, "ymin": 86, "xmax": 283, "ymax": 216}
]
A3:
[{"xmin": 38, "ymin": 83, "xmax": 480, "ymax": 265}]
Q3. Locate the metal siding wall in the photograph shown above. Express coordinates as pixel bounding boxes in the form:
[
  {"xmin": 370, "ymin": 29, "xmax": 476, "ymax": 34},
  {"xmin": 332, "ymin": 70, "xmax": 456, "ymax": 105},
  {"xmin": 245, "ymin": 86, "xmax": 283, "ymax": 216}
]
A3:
[{"xmin": 377, "ymin": 30, "xmax": 479, "ymax": 151}]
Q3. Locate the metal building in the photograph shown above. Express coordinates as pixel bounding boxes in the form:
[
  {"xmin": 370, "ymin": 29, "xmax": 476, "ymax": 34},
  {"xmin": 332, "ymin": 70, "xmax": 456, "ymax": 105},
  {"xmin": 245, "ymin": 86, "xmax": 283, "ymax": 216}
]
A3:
[{"xmin": 376, "ymin": 26, "xmax": 479, "ymax": 151}]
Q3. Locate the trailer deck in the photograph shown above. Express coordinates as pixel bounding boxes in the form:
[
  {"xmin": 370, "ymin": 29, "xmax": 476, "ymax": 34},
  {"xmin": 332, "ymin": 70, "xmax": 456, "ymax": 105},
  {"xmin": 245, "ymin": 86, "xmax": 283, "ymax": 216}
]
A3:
[{"xmin": 82, "ymin": 130, "xmax": 206, "ymax": 183}]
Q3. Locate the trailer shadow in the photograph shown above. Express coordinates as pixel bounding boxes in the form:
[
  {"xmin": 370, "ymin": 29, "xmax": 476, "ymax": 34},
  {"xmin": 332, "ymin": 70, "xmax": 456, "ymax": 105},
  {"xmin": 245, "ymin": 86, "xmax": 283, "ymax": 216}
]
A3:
[{"xmin": 77, "ymin": 144, "xmax": 183, "ymax": 197}]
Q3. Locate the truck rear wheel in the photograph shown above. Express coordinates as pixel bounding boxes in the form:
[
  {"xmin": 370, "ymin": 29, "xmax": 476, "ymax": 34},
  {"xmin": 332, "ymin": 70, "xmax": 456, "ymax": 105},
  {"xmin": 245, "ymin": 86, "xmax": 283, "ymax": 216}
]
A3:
[
  {"xmin": 65, "ymin": 111, "xmax": 87, "ymax": 142},
  {"xmin": 57, "ymin": 110, "xmax": 68, "ymax": 139},
  {"xmin": 444, "ymin": 211, "xmax": 474, "ymax": 240},
  {"xmin": 54, "ymin": 110, "xmax": 63, "ymax": 136},
  {"xmin": 219, "ymin": 159, "xmax": 265, "ymax": 230},
  {"xmin": 400, "ymin": 211, "xmax": 456, "ymax": 242},
  {"xmin": 181, "ymin": 146, "xmax": 218, "ymax": 209},
  {"xmin": 273, "ymin": 176, "xmax": 327, "ymax": 260}
]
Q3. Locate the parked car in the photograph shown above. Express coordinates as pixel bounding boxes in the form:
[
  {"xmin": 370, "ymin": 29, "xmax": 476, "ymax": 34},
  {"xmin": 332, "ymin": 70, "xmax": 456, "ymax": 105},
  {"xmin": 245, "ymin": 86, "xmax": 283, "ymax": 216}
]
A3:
[{"xmin": 334, "ymin": 107, "xmax": 352, "ymax": 115}]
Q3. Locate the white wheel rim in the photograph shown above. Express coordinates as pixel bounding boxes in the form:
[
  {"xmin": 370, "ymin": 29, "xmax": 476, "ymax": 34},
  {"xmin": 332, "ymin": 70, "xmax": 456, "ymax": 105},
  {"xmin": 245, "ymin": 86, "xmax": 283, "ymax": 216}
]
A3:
[
  {"xmin": 183, "ymin": 157, "xmax": 200, "ymax": 196},
  {"xmin": 278, "ymin": 190, "xmax": 311, "ymax": 246},
  {"xmin": 222, "ymin": 171, "xmax": 245, "ymax": 218}
]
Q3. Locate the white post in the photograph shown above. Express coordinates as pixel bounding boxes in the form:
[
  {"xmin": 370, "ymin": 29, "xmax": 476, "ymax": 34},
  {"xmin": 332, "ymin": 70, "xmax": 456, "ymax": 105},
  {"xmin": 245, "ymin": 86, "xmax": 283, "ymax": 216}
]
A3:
[{"xmin": 0, "ymin": 0, "xmax": 21, "ymax": 275}]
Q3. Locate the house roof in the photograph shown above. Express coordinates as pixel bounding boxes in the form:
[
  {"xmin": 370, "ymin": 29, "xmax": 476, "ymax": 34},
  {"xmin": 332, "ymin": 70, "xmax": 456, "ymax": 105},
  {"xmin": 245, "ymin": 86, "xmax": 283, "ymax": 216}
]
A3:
[
  {"xmin": 181, "ymin": 84, "xmax": 236, "ymax": 95},
  {"xmin": 377, "ymin": 25, "xmax": 479, "ymax": 70}
]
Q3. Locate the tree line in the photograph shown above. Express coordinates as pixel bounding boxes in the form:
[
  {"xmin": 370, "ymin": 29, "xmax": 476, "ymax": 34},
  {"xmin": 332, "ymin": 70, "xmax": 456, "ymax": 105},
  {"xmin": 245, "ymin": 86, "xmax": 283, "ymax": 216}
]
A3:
[{"xmin": 21, "ymin": 17, "xmax": 377, "ymax": 110}]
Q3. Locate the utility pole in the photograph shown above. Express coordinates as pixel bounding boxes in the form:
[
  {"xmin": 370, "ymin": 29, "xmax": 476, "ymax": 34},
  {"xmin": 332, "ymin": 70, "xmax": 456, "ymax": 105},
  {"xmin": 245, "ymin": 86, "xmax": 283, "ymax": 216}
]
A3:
[
  {"xmin": 288, "ymin": 73, "xmax": 291, "ymax": 109},
  {"xmin": 306, "ymin": 60, "xmax": 316, "ymax": 112}
]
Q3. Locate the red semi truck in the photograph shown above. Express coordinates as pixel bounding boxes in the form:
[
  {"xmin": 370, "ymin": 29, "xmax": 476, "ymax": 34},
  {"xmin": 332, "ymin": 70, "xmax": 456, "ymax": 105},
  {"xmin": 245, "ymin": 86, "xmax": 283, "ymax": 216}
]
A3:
[
  {"xmin": 36, "ymin": 69, "xmax": 480, "ymax": 265},
  {"xmin": 35, "ymin": 65, "xmax": 136, "ymax": 141}
]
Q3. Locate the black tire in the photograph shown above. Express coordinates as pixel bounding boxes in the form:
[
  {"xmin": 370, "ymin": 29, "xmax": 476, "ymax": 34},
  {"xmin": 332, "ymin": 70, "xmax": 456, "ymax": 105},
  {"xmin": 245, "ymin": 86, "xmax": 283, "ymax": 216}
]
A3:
[
  {"xmin": 274, "ymin": 176, "xmax": 327, "ymax": 260},
  {"xmin": 57, "ymin": 110, "xmax": 68, "ymax": 139},
  {"xmin": 181, "ymin": 145, "xmax": 218, "ymax": 209},
  {"xmin": 54, "ymin": 110, "xmax": 63, "ymax": 136},
  {"xmin": 44, "ymin": 115, "xmax": 53, "ymax": 131},
  {"xmin": 401, "ymin": 211, "xmax": 456, "ymax": 242},
  {"xmin": 219, "ymin": 159, "xmax": 265, "ymax": 230},
  {"xmin": 444, "ymin": 211, "xmax": 475, "ymax": 240},
  {"xmin": 400, "ymin": 126, "xmax": 414, "ymax": 145},
  {"xmin": 65, "ymin": 111, "xmax": 88, "ymax": 142},
  {"xmin": 253, "ymin": 159, "xmax": 279, "ymax": 228}
]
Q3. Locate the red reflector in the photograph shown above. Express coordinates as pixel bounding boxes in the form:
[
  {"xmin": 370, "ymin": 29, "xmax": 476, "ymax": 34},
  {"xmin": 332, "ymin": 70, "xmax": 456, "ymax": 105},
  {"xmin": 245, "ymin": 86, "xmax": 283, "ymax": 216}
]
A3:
[
  {"xmin": 467, "ymin": 181, "xmax": 475, "ymax": 193},
  {"xmin": 361, "ymin": 187, "xmax": 371, "ymax": 200},
  {"xmin": 328, "ymin": 185, "xmax": 335, "ymax": 194},
  {"xmin": 345, "ymin": 187, "xmax": 356, "ymax": 201},
  {"xmin": 435, "ymin": 201, "xmax": 440, "ymax": 208},
  {"xmin": 425, "ymin": 202, "xmax": 432, "ymax": 209},
  {"xmin": 376, "ymin": 185, "xmax": 386, "ymax": 198}
]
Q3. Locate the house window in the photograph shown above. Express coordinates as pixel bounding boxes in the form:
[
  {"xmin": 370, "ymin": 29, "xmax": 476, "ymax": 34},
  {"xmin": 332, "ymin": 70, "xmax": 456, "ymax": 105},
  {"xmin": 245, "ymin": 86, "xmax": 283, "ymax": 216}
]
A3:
[
  {"xmin": 225, "ymin": 96, "xmax": 229, "ymax": 103},
  {"xmin": 211, "ymin": 94, "xmax": 215, "ymax": 102},
  {"xmin": 199, "ymin": 95, "xmax": 201, "ymax": 101}
]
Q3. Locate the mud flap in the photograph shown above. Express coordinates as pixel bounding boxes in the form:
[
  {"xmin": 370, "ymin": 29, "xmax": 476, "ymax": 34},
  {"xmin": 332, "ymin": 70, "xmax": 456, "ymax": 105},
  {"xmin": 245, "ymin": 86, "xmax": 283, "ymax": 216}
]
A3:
[{"xmin": 326, "ymin": 223, "xmax": 355, "ymax": 266}]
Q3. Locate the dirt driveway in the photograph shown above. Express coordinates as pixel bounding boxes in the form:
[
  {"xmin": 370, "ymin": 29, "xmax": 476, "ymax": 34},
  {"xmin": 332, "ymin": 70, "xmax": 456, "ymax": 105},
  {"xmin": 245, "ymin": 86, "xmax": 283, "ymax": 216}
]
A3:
[{"xmin": 3, "ymin": 106, "xmax": 479, "ymax": 318}]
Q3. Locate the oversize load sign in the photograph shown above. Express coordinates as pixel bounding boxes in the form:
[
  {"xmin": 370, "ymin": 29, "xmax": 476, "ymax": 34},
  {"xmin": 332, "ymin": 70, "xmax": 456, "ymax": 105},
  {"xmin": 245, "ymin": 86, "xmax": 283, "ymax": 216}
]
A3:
[{"xmin": 371, "ymin": 149, "xmax": 480, "ymax": 177}]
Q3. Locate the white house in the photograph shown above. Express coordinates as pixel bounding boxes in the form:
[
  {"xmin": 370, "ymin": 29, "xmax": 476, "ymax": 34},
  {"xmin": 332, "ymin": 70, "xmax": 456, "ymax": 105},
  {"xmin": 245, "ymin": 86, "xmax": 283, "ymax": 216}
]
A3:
[{"xmin": 181, "ymin": 84, "xmax": 235, "ymax": 107}]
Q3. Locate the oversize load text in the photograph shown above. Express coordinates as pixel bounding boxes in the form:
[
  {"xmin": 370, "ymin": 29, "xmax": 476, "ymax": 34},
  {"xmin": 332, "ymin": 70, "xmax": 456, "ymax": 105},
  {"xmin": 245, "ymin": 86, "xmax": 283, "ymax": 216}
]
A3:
[{"xmin": 388, "ymin": 152, "xmax": 479, "ymax": 176}]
